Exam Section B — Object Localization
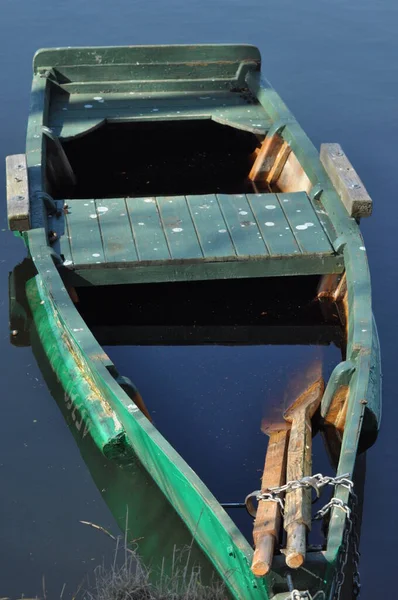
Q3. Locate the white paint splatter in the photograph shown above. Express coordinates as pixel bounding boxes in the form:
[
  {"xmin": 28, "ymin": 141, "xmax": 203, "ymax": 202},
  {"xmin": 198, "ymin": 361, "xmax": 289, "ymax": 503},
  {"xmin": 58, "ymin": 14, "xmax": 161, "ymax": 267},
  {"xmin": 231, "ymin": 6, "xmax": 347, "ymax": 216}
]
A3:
[
  {"xmin": 89, "ymin": 214, "xmax": 97, "ymax": 219},
  {"xmin": 93, "ymin": 96, "xmax": 104, "ymax": 102},
  {"xmin": 172, "ymin": 227, "xmax": 183, "ymax": 233},
  {"xmin": 84, "ymin": 104, "xmax": 93, "ymax": 108},
  {"xmin": 283, "ymin": 198, "xmax": 289, "ymax": 202},
  {"xmin": 362, "ymin": 329, "xmax": 367, "ymax": 332},
  {"xmin": 73, "ymin": 328, "xmax": 84, "ymax": 332},
  {"xmin": 239, "ymin": 210, "xmax": 248, "ymax": 216},
  {"xmin": 64, "ymin": 259, "xmax": 73, "ymax": 266},
  {"xmin": 138, "ymin": 222, "xmax": 145, "ymax": 226},
  {"xmin": 265, "ymin": 222, "xmax": 275, "ymax": 226},
  {"xmin": 92, "ymin": 253, "xmax": 100, "ymax": 257},
  {"xmin": 144, "ymin": 198, "xmax": 154, "ymax": 203},
  {"xmin": 359, "ymin": 246, "xmax": 366, "ymax": 251},
  {"xmin": 84, "ymin": 203, "xmax": 89, "ymax": 206},
  {"xmin": 296, "ymin": 210, "xmax": 301, "ymax": 213},
  {"xmin": 265, "ymin": 205, "xmax": 276, "ymax": 210},
  {"xmin": 218, "ymin": 229, "xmax": 227, "ymax": 233},
  {"xmin": 296, "ymin": 222, "xmax": 315, "ymax": 230},
  {"xmin": 97, "ymin": 206, "xmax": 109, "ymax": 213}
]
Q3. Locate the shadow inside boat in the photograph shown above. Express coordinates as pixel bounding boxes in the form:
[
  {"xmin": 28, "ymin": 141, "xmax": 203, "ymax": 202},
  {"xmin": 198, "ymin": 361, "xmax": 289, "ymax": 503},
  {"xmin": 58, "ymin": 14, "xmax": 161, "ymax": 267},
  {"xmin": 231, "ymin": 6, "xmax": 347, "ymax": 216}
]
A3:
[{"xmin": 71, "ymin": 274, "xmax": 344, "ymax": 349}]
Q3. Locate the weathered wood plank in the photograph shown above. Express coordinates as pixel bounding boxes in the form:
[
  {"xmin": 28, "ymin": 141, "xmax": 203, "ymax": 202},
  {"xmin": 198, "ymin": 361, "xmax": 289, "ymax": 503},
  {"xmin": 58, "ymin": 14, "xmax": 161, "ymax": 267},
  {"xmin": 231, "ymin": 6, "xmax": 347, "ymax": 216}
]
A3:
[
  {"xmin": 283, "ymin": 379, "xmax": 324, "ymax": 569},
  {"xmin": 186, "ymin": 195, "xmax": 235, "ymax": 258},
  {"xmin": 34, "ymin": 45, "xmax": 261, "ymax": 71},
  {"xmin": 69, "ymin": 252, "xmax": 344, "ymax": 286},
  {"xmin": 277, "ymin": 192, "xmax": 333, "ymax": 254},
  {"xmin": 6, "ymin": 154, "xmax": 30, "ymax": 231},
  {"xmin": 66, "ymin": 200, "xmax": 105, "ymax": 265},
  {"xmin": 217, "ymin": 194, "xmax": 268, "ymax": 256},
  {"xmin": 96, "ymin": 198, "xmax": 137, "ymax": 263},
  {"xmin": 51, "ymin": 62, "xmax": 244, "ymax": 83},
  {"xmin": 157, "ymin": 196, "xmax": 203, "ymax": 260},
  {"xmin": 247, "ymin": 193, "xmax": 299, "ymax": 255},
  {"xmin": 126, "ymin": 197, "xmax": 170, "ymax": 261},
  {"xmin": 320, "ymin": 143, "xmax": 372, "ymax": 218},
  {"xmin": 251, "ymin": 429, "xmax": 289, "ymax": 576}
]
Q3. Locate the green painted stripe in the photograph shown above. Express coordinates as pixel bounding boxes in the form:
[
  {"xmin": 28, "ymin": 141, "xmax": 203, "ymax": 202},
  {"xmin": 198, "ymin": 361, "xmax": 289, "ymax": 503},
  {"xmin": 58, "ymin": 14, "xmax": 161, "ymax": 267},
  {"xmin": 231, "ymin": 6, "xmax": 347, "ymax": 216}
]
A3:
[
  {"xmin": 277, "ymin": 192, "xmax": 333, "ymax": 254},
  {"xmin": 157, "ymin": 196, "xmax": 203, "ymax": 259},
  {"xmin": 246, "ymin": 193, "xmax": 299, "ymax": 256},
  {"xmin": 95, "ymin": 198, "xmax": 137, "ymax": 263},
  {"xmin": 216, "ymin": 194, "xmax": 268, "ymax": 257},
  {"xmin": 186, "ymin": 195, "xmax": 235, "ymax": 258},
  {"xmin": 66, "ymin": 200, "xmax": 105, "ymax": 265},
  {"xmin": 126, "ymin": 197, "xmax": 170, "ymax": 261}
]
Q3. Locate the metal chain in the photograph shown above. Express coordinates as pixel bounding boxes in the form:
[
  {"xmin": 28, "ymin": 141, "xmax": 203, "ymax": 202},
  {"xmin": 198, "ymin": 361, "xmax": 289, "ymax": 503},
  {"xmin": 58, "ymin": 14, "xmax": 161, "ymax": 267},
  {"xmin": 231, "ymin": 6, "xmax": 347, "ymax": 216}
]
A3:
[
  {"xmin": 313, "ymin": 489, "xmax": 361, "ymax": 599},
  {"xmin": 290, "ymin": 591, "xmax": 326, "ymax": 600},
  {"xmin": 246, "ymin": 473, "xmax": 353, "ymax": 516},
  {"xmin": 247, "ymin": 473, "xmax": 360, "ymax": 600}
]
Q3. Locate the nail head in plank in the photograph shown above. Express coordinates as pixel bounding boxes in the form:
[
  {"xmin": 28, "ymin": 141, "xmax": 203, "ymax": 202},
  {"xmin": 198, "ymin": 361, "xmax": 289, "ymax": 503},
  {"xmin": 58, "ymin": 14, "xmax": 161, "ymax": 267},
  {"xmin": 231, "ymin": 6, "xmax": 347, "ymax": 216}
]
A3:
[
  {"xmin": 126, "ymin": 197, "xmax": 170, "ymax": 261},
  {"xmin": 6, "ymin": 154, "xmax": 30, "ymax": 231},
  {"xmin": 277, "ymin": 192, "xmax": 333, "ymax": 254},
  {"xmin": 320, "ymin": 143, "xmax": 372, "ymax": 218},
  {"xmin": 217, "ymin": 194, "xmax": 268, "ymax": 257},
  {"xmin": 66, "ymin": 199, "xmax": 105, "ymax": 265},
  {"xmin": 247, "ymin": 193, "xmax": 299, "ymax": 256},
  {"xmin": 96, "ymin": 198, "xmax": 137, "ymax": 263},
  {"xmin": 186, "ymin": 195, "xmax": 235, "ymax": 258},
  {"xmin": 157, "ymin": 196, "xmax": 203, "ymax": 259}
]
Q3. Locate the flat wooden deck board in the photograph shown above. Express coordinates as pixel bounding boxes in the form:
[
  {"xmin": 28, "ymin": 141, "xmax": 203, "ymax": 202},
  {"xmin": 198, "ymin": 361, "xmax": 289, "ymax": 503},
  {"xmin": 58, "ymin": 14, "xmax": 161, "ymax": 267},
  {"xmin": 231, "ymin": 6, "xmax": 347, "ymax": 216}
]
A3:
[
  {"xmin": 217, "ymin": 194, "xmax": 269, "ymax": 256},
  {"xmin": 66, "ymin": 200, "xmax": 105, "ymax": 264},
  {"xmin": 157, "ymin": 196, "xmax": 203, "ymax": 259},
  {"xmin": 277, "ymin": 192, "xmax": 333, "ymax": 254},
  {"xmin": 95, "ymin": 198, "xmax": 138, "ymax": 263},
  {"xmin": 126, "ymin": 197, "xmax": 170, "ymax": 261},
  {"xmin": 247, "ymin": 193, "xmax": 299, "ymax": 255},
  {"xmin": 186, "ymin": 194, "xmax": 236, "ymax": 258},
  {"xmin": 62, "ymin": 193, "xmax": 339, "ymax": 280},
  {"xmin": 48, "ymin": 91, "xmax": 271, "ymax": 138}
]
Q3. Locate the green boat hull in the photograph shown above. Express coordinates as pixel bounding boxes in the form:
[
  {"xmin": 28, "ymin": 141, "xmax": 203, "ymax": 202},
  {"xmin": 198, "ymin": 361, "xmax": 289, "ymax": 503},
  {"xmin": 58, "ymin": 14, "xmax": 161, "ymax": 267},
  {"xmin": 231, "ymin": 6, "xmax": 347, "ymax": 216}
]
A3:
[{"xmin": 7, "ymin": 44, "xmax": 381, "ymax": 599}]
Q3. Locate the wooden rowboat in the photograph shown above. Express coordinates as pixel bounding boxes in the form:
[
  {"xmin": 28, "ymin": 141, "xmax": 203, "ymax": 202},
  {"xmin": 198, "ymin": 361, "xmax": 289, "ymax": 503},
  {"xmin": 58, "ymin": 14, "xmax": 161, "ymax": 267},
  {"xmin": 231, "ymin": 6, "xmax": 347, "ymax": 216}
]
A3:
[{"xmin": 7, "ymin": 45, "xmax": 381, "ymax": 599}]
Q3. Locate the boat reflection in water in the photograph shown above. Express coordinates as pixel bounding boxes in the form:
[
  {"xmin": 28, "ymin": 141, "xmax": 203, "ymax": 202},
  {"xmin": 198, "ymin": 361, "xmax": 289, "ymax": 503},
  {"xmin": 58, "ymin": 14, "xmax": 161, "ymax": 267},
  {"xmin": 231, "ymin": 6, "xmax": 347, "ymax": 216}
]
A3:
[{"xmin": 9, "ymin": 258, "xmax": 218, "ymax": 587}]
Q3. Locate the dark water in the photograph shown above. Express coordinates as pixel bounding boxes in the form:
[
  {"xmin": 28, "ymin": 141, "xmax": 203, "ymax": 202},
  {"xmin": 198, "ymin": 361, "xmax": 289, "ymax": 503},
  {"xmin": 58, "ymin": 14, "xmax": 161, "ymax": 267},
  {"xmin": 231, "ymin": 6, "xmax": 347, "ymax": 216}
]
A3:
[{"xmin": 0, "ymin": 1, "xmax": 396, "ymax": 598}]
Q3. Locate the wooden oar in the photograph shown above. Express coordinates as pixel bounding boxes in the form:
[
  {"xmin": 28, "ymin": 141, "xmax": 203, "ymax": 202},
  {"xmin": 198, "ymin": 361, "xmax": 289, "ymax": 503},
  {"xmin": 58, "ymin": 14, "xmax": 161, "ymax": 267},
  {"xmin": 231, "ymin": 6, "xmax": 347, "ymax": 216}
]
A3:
[
  {"xmin": 283, "ymin": 378, "xmax": 324, "ymax": 569},
  {"xmin": 251, "ymin": 425, "xmax": 289, "ymax": 576}
]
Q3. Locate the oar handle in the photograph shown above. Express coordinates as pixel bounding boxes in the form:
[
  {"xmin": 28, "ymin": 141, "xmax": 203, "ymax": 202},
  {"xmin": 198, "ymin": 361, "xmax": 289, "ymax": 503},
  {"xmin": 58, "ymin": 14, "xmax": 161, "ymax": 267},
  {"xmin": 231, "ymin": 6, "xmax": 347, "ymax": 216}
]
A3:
[
  {"xmin": 252, "ymin": 535, "xmax": 276, "ymax": 576},
  {"xmin": 251, "ymin": 429, "xmax": 288, "ymax": 577},
  {"xmin": 284, "ymin": 411, "xmax": 313, "ymax": 569}
]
